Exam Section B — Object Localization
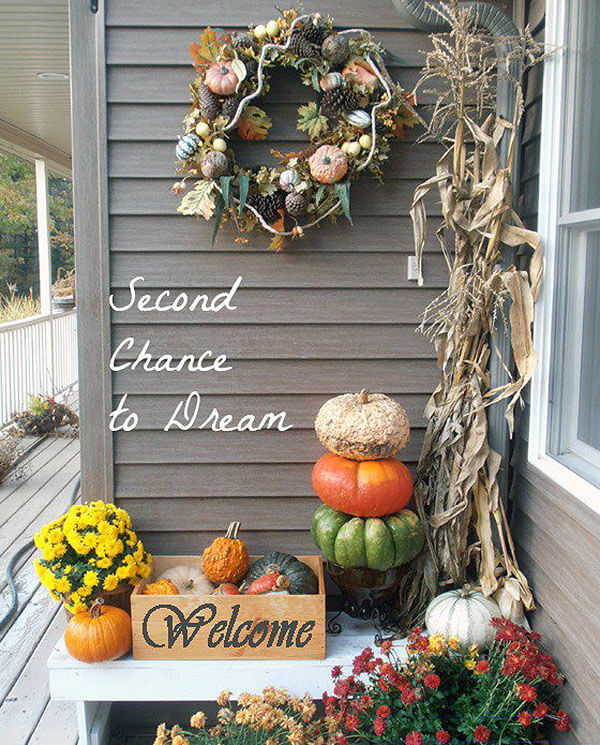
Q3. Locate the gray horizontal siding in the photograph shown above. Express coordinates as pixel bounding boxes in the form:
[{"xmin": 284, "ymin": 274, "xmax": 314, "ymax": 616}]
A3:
[
  {"xmin": 105, "ymin": 0, "xmax": 441, "ymax": 556},
  {"xmin": 109, "ymin": 215, "xmax": 443, "ymax": 253}
]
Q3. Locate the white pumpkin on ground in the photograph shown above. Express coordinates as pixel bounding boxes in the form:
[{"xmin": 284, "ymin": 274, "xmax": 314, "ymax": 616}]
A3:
[
  {"xmin": 425, "ymin": 586, "xmax": 501, "ymax": 647},
  {"xmin": 160, "ymin": 563, "xmax": 213, "ymax": 596}
]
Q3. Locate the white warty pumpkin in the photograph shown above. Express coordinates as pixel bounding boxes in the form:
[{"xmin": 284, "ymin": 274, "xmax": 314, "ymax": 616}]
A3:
[
  {"xmin": 425, "ymin": 587, "xmax": 501, "ymax": 647},
  {"xmin": 160, "ymin": 563, "xmax": 213, "ymax": 596},
  {"xmin": 315, "ymin": 389, "xmax": 410, "ymax": 461}
]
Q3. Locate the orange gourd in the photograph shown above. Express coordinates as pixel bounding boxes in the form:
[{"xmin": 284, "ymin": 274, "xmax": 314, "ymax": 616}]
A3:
[
  {"xmin": 342, "ymin": 57, "xmax": 379, "ymax": 90},
  {"xmin": 204, "ymin": 61, "xmax": 239, "ymax": 96},
  {"xmin": 64, "ymin": 599, "xmax": 132, "ymax": 663},
  {"xmin": 202, "ymin": 521, "xmax": 249, "ymax": 584},
  {"xmin": 308, "ymin": 145, "xmax": 348, "ymax": 184},
  {"xmin": 311, "ymin": 452, "xmax": 413, "ymax": 517},
  {"xmin": 143, "ymin": 578, "xmax": 179, "ymax": 595}
]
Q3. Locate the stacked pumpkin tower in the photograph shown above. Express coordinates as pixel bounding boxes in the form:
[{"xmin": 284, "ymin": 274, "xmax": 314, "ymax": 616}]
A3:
[{"xmin": 311, "ymin": 390, "xmax": 425, "ymax": 584}]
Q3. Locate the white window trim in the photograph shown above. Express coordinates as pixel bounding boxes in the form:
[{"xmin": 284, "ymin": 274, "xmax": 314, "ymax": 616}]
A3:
[{"xmin": 527, "ymin": 0, "xmax": 600, "ymax": 512}]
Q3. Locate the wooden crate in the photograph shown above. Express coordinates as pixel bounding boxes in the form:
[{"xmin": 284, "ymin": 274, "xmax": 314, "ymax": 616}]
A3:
[{"xmin": 131, "ymin": 555, "xmax": 326, "ymax": 660}]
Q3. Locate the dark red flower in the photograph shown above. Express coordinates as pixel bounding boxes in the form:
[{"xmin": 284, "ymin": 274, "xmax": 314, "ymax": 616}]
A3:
[
  {"xmin": 373, "ymin": 717, "xmax": 385, "ymax": 735},
  {"xmin": 436, "ymin": 731, "xmax": 451, "ymax": 744},
  {"xmin": 424, "ymin": 673, "xmax": 441, "ymax": 689},
  {"xmin": 516, "ymin": 683, "xmax": 537, "ymax": 702},
  {"xmin": 556, "ymin": 711, "xmax": 571, "ymax": 732},
  {"xmin": 335, "ymin": 735, "xmax": 347, "ymax": 745},
  {"xmin": 518, "ymin": 711, "xmax": 532, "ymax": 726},
  {"xmin": 331, "ymin": 665, "xmax": 342, "ymax": 679},
  {"xmin": 533, "ymin": 702, "xmax": 549, "ymax": 718},
  {"xmin": 405, "ymin": 732, "xmax": 423, "ymax": 745},
  {"xmin": 376, "ymin": 705, "xmax": 390, "ymax": 719},
  {"xmin": 378, "ymin": 678, "xmax": 390, "ymax": 692},
  {"xmin": 401, "ymin": 687, "xmax": 416, "ymax": 706},
  {"xmin": 475, "ymin": 659, "xmax": 490, "ymax": 674},
  {"xmin": 474, "ymin": 725, "xmax": 491, "ymax": 743}
]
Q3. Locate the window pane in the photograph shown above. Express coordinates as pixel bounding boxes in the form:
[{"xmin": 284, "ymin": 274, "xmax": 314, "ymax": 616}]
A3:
[
  {"xmin": 577, "ymin": 232, "xmax": 600, "ymax": 450},
  {"xmin": 569, "ymin": 3, "xmax": 600, "ymax": 211},
  {"xmin": 549, "ymin": 229, "xmax": 600, "ymax": 487}
]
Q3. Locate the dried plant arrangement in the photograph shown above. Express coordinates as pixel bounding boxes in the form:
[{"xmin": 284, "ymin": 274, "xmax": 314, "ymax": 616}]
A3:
[
  {"xmin": 0, "ymin": 431, "xmax": 25, "ymax": 484},
  {"xmin": 51, "ymin": 267, "xmax": 76, "ymax": 299},
  {"xmin": 14, "ymin": 394, "xmax": 79, "ymax": 437},
  {"xmin": 399, "ymin": 2, "xmax": 548, "ymax": 628}
]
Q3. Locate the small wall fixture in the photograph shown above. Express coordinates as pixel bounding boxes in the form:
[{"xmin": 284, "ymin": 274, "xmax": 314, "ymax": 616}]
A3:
[{"xmin": 36, "ymin": 72, "xmax": 69, "ymax": 81}]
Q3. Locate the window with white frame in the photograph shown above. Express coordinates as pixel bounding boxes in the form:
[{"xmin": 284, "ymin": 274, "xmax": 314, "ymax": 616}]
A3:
[{"xmin": 531, "ymin": 0, "xmax": 600, "ymax": 493}]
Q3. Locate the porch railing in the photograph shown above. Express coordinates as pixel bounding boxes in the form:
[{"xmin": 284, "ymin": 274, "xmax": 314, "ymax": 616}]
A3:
[{"xmin": 0, "ymin": 311, "xmax": 78, "ymax": 427}]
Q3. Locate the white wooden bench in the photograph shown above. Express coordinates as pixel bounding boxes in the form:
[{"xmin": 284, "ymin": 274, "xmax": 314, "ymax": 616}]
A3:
[{"xmin": 48, "ymin": 620, "xmax": 407, "ymax": 745}]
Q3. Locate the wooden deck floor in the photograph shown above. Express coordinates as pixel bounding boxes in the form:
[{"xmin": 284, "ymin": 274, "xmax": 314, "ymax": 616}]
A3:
[{"xmin": 0, "ymin": 425, "xmax": 80, "ymax": 743}]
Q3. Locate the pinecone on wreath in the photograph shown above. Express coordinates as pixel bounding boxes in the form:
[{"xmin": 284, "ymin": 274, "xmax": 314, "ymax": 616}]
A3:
[
  {"xmin": 230, "ymin": 31, "xmax": 256, "ymax": 51},
  {"xmin": 198, "ymin": 81, "xmax": 220, "ymax": 121},
  {"xmin": 288, "ymin": 31, "xmax": 317, "ymax": 58},
  {"xmin": 221, "ymin": 96, "xmax": 240, "ymax": 121},
  {"xmin": 321, "ymin": 84, "xmax": 360, "ymax": 116},
  {"xmin": 295, "ymin": 20, "xmax": 326, "ymax": 46},
  {"xmin": 248, "ymin": 190, "xmax": 286, "ymax": 224},
  {"xmin": 285, "ymin": 191, "xmax": 307, "ymax": 218}
]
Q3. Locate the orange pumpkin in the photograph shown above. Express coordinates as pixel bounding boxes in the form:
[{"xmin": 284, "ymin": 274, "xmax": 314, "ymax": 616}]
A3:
[
  {"xmin": 202, "ymin": 521, "xmax": 249, "ymax": 584},
  {"xmin": 342, "ymin": 57, "xmax": 379, "ymax": 90},
  {"xmin": 311, "ymin": 453, "xmax": 413, "ymax": 517},
  {"xmin": 64, "ymin": 599, "xmax": 132, "ymax": 663},
  {"xmin": 143, "ymin": 578, "xmax": 179, "ymax": 595},
  {"xmin": 308, "ymin": 145, "xmax": 348, "ymax": 184},
  {"xmin": 205, "ymin": 61, "xmax": 239, "ymax": 96}
]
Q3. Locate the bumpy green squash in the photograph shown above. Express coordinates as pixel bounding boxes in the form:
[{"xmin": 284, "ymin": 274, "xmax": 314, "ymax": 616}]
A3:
[{"xmin": 311, "ymin": 504, "xmax": 425, "ymax": 571}]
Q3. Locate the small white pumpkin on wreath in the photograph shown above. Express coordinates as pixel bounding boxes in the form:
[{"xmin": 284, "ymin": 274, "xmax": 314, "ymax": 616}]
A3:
[{"xmin": 173, "ymin": 8, "xmax": 420, "ymax": 249}]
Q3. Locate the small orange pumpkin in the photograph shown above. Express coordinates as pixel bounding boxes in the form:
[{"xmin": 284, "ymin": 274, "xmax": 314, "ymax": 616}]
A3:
[
  {"xmin": 308, "ymin": 145, "xmax": 348, "ymax": 184},
  {"xmin": 64, "ymin": 599, "xmax": 132, "ymax": 663},
  {"xmin": 342, "ymin": 57, "xmax": 379, "ymax": 90},
  {"xmin": 202, "ymin": 521, "xmax": 249, "ymax": 584},
  {"xmin": 143, "ymin": 578, "xmax": 179, "ymax": 595},
  {"xmin": 205, "ymin": 61, "xmax": 239, "ymax": 96}
]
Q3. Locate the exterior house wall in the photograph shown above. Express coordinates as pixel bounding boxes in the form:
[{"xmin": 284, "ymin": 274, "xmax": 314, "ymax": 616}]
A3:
[
  {"xmin": 73, "ymin": 0, "xmax": 443, "ymax": 555},
  {"xmin": 512, "ymin": 1, "xmax": 600, "ymax": 742}
]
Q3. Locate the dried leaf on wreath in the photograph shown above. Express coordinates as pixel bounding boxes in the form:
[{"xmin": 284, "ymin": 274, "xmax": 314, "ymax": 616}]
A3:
[
  {"xmin": 177, "ymin": 180, "xmax": 216, "ymax": 220},
  {"xmin": 190, "ymin": 27, "xmax": 223, "ymax": 70},
  {"xmin": 297, "ymin": 102, "xmax": 329, "ymax": 140},
  {"xmin": 334, "ymin": 182, "xmax": 353, "ymax": 225},
  {"xmin": 237, "ymin": 172, "xmax": 249, "ymax": 216},
  {"xmin": 237, "ymin": 105, "xmax": 272, "ymax": 140},
  {"xmin": 268, "ymin": 210, "xmax": 286, "ymax": 253}
]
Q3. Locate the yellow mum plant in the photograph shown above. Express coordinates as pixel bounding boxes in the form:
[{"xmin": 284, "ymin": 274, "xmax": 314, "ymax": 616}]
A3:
[{"xmin": 34, "ymin": 500, "xmax": 152, "ymax": 614}]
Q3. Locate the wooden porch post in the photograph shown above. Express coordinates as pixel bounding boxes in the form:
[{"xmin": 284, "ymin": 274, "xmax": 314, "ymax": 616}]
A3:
[{"xmin": 34, "ymin": 157, "xmax": 52, "ymax": 315}]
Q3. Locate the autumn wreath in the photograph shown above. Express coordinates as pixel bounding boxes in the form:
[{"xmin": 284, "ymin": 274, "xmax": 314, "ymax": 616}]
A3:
[{"xmin": 173, "ymin": 8, "xmax": 419, "ymax": 249}]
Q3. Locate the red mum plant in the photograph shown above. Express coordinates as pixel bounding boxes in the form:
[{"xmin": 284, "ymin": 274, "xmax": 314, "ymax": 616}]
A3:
[{"xmin": 322, "ymin": 619, "xmax": 570, "ymax": 744}]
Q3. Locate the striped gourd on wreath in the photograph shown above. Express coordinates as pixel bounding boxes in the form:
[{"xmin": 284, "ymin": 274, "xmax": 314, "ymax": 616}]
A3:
[{"xmin": 172, "ymin": 8, "xmax": 420, "ymax": 249}]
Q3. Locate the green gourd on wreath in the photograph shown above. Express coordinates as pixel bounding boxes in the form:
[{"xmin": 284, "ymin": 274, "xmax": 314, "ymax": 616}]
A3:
[
  {"xmin": 311, "ymin": 504, "xmax": 425, "ymax": 571},
  {"xmin": 243, "ymin": 552, "xmax": 319, "ymax": 595}
]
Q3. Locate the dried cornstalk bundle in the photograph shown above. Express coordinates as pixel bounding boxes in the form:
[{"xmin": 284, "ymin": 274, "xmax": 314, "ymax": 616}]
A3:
[{"xmin": 398, "ymin": 2, "xmax": 548, "ymax": 629}]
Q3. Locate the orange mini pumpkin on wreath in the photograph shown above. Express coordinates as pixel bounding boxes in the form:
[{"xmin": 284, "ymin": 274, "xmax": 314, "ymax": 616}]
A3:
[{"xmin": 173, "ymin": 8, "xmax": 419, "ymax": 248}]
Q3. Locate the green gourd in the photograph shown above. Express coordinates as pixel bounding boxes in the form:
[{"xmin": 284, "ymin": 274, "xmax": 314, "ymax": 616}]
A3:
[
  {"xmin": 243, "ymin": 552, "xmax": 319, "ymax": 595},
  {"xmin": 311, "ymin": 505, "xmax": 425, "ymax": 571}
]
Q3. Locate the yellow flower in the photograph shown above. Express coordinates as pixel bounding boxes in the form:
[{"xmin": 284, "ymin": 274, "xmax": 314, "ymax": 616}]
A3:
[
  {"xmin": 190, "ymin": 711, "xmax": 206, "ymax": 729},
  {"xmin": 55, "ymin": 577, "xmax": 71, "ymax": 594},
  {"xmin": 116, "ymin": 565, "xmax": 130, "ymax": 581},
  {"xmin": 103, "ymin": 574, "xmax": 119, "ymax": 591},
  {"xmin": 83, "ymin": 570, "xmax": 100, "ymax": 588},
  {"xmin": 464, "ymin": 658, "xmax": 476, "ymax": 670},
  {"xmin": 468, "ymin": 643, "xmax": 479, "ymax": 658},
  {"xmin": 97, "ymin": 557, "xmax": 113, "ymax": 569},
  {"xmin": 448, "ymin": 637, "xmax": 459, "ymax": 650},
  {"xmin": 78, "ymin": 585, "xmax": 92, "ymax": 597},
  {"xmin": 64, "ymin": 565, "xmax": 72, "ymax": 574},
  {"xmin": 428, "ymin": 634, "xmax": 448, "ymax": 655},
  {"xmin": 217, "ymin": 690, "xmax": 231, "ymax": 707}
]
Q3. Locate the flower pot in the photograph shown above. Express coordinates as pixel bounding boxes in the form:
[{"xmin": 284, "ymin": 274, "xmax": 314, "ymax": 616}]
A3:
[
  {"xmin": 64, "ymin": 583, "xmax": 133, "ymax": 619},
  {"xmin": 52, "ymin": 295, "xmax": 76, "ymax": 313},
  {"xmin": 326, "ymin": 562, "xmax": 403, "ymax": 621}
]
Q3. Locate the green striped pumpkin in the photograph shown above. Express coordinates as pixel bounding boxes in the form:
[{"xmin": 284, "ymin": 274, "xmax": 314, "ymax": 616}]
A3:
[{"xmin": 311, "ymin": 504, "xmax": 425, "ymax": 571}]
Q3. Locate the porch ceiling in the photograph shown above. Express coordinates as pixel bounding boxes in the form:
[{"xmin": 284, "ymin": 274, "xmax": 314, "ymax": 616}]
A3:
[{"xmin": 0, "ymin": 0, "xmax": 71, "ymax": 174}]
